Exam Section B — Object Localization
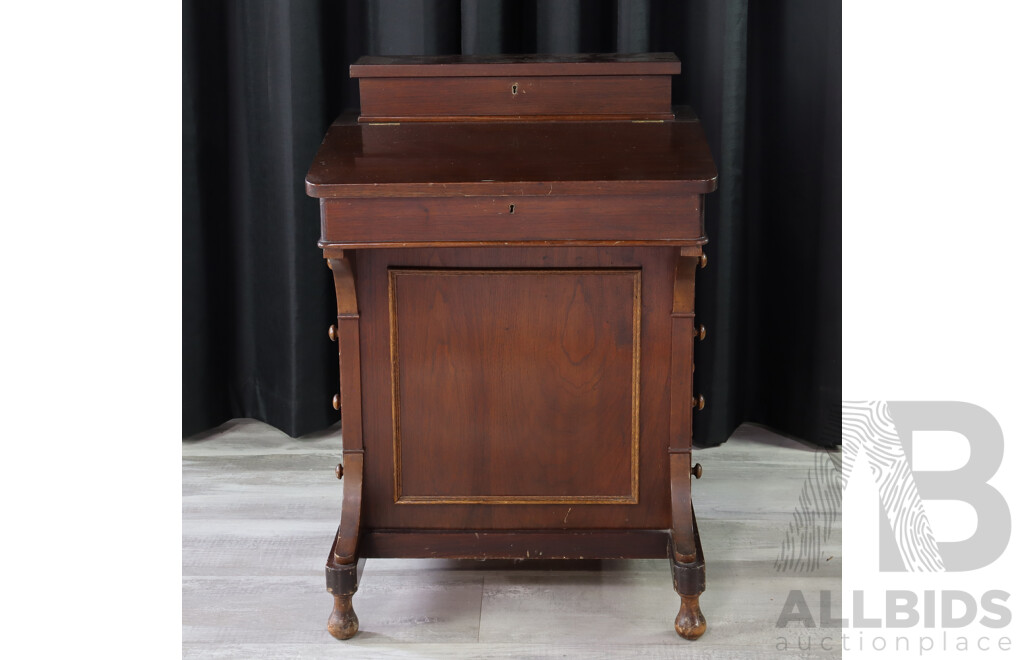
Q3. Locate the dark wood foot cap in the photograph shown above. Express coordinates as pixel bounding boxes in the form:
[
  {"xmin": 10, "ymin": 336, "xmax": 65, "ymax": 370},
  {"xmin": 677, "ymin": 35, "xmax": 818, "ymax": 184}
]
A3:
[
  {"xmin": 328, "ymin": 594, "xmax": 359, "ymax": 640},
  {"xmin": 675, "ymin": 594, "xmax": 707, "ymax": 640}
]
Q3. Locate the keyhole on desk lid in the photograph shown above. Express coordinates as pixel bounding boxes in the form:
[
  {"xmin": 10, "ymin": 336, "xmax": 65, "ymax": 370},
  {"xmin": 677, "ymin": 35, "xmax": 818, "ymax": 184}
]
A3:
[
  {"xmin": 511, "ymin": 83, "xmax": 518, "ymax": 95},
  {"xmin": 509, "ymin": 204, "xmax": 515, "ymax": 214}
]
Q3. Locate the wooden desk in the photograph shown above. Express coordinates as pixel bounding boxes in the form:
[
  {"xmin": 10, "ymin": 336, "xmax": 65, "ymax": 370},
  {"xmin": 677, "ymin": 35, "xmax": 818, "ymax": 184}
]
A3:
[{"xmin": 305, "ymin": 53, "xmax": 717, "ymax": 641}]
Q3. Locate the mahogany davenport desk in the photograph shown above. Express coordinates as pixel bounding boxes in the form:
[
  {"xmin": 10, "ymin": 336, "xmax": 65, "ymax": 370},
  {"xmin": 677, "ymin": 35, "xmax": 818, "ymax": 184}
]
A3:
[{"xmin": 305, "ymin": 53, "xmax": 717, "ymax": 641}]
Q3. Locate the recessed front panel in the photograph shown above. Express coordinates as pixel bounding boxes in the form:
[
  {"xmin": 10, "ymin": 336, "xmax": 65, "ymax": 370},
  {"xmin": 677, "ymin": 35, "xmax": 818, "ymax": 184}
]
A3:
[
  {"xmin": 389, "ymin": 268, "xmax": 640, "ymax": 504},
  {"xmin": 355, "ymin": 247, "xmax": 677, "ymax": 532}
]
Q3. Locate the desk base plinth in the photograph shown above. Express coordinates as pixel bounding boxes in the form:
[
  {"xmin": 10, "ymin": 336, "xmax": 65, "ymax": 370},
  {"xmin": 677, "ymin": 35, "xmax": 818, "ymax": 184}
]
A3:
[{"xmin": 324, "ymin": 516, "xmax": 707, "ymax": 640}]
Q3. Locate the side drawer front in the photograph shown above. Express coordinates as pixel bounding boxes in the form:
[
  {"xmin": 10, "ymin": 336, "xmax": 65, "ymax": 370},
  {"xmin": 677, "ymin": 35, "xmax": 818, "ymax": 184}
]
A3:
[{"xmin": 321, "ymin": 195, "xmax": 703, "ymax": 246}]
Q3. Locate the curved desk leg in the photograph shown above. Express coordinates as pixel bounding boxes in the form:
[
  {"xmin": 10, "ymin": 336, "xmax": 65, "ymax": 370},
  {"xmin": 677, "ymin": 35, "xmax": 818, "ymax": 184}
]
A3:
[
  {"xmin": 328, "ymin": 595, "xmax": 358, "ymax": 640},
  {"xmin": 325, "ymin": 552, "xmax": 366, "ymax": 638},
  {"xmin": 670, "ymin": 506, "xmax": 707, "ymax": 640},
  {"xmin": 327, "ymin": 542, "xmax": 365, "ymax": 639},
  {"xmin": 326, "ymin": 254, "xmax": 365, "ymax": 640},
  {"xmin": 668, "ymin": 250, "xmax": 707, "ymax": 640},
  {"xmin": 326, "ymin": 453, "xmax": 364, "ymax": 639}
]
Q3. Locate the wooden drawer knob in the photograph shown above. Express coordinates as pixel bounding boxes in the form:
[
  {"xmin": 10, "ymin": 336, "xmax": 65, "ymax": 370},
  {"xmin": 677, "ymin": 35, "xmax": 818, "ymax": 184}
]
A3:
[
  {"xmin": 692, "ymin": 395, "xmax": 705, "ymax": 411},
  {"xmin": 328, "ymin": 324, "xmax": 338, "ymax": 342},
  {"xmin": 698, "ymin": 253, "xmax": 708, "ymax": 269},
  {"xmin": 691, "ymin": 463, "xmax": 702, "ymax": 479},
  {"xmin": 693, "ymin": 324, "xmax": 706, "ymax": 341},
  {"xmin": 332, "ymin": 394, "xmax": 340, "ymax": 411},
  {"xmin": 335, "ymin": 463, "xmax": 344, "ymax": 480}
]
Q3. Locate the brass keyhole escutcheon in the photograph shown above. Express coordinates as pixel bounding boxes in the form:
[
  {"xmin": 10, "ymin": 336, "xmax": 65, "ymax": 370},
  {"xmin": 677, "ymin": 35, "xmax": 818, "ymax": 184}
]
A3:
[{"xmin": 511, "ymin": 82, "xmax": 518, "ymax": 95}]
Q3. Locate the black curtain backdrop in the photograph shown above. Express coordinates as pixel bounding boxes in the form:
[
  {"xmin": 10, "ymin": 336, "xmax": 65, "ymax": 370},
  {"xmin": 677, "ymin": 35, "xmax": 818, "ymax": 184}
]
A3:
[{"xmin": 183, "ymin": 0, "xmax": 840, "ymax": 447}]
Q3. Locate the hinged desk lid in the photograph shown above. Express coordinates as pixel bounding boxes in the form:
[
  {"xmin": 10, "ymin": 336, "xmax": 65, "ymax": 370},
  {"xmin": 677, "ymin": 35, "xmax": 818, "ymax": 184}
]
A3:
[
  {"xmin": 305, "ymin": 108, "xmax": 717, "ymax": 199},
  {"xmin": 307, "ymin": 54, "xmax": 716, "ymax": 200},
  {"xmin": 307, "ymin": 54, "xmax": 717, "ymax": 247}
]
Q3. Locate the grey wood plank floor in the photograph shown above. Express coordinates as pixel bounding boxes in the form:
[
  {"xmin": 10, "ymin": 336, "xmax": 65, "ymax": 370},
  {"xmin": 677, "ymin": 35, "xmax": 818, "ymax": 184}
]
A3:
[{"xmin": 184, "ymin": 420, "xmax": 841, "ymax": 659}]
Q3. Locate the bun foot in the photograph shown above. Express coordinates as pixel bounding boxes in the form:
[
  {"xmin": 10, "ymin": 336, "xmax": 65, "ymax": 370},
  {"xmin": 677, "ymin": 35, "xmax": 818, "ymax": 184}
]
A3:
[
  {"xmin": 328, "ymin": 594, "xmax": 359, "ymax": 640},
  {"xmin": 675, "ymin": 594, "xmax": 707, "ymax": 640}
]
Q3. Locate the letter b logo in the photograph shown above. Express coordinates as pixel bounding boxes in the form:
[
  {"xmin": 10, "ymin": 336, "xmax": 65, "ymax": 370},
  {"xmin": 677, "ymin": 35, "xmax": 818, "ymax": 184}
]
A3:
[{"xmin": 843, "ymin": 401, "xmax": 1010, "ymax": 572}]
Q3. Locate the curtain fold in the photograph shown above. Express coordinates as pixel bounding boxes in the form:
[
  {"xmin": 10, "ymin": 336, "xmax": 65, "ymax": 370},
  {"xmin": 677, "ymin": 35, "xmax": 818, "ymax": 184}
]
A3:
[
  {"xmin": 183, "ymin": 0, "xmax": 840, "ymax": 447},
  {"xmin": 616, "ymin": 0, "xmax": 650, "ymax": 52},
  {"xmin": 461, "ymin": 0, "xmax": 504, "ymax": 54}
]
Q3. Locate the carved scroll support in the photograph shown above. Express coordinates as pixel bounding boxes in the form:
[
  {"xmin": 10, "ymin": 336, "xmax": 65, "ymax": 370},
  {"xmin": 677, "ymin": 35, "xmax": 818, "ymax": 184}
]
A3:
[
  {"xmin": 668, "ymin": 250, "xmax": 706, "ymax": 639},
  {"xmin": 325, "ymin": 253, "xmax": 365, "ymax": 639}
]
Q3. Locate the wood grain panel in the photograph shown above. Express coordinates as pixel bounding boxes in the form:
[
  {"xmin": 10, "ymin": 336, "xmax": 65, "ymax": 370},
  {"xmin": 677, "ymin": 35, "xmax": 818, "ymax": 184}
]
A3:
[
  {"xmin": 389, "ymin": 269, "xmax": 640, "ymax": 504},
  {"xmin": 305, "ymin": 116, "xmax": 718, "ymax": 199},
  {"xmin": 357, "ymin": 76, "xmax": 671, "ymax": 122},
  {"xmin": 355, "ymin": 247, "xmax": 676, "ymax": 531},
  {"xmin": 321, "ymin": 195, "xmax": 702, "ymax": 246}
]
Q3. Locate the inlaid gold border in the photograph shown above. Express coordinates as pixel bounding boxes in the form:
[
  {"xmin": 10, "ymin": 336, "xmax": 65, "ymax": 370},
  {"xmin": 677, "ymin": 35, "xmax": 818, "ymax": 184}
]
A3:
[{"xmin": 388, "ymin": 268, "xmax": 641, "ymax": 505}]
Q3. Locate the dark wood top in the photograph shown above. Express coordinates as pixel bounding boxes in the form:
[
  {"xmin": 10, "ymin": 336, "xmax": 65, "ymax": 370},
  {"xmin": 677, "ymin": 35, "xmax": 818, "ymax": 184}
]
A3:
[
  {"xmin": 350, "ymin": 53, "xmax": 680, "ymax": 78},
  {"xmin": 305, "ymin": 108, "xmax": 717, "ymax": 199}
]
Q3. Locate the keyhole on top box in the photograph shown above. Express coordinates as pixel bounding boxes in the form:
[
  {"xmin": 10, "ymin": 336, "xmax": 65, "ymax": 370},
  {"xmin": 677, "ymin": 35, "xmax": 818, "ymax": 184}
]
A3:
[
  {"xmin": 509, "ymin": 204, "xmax": 515, "ymax": 214},
  {"xmin": 511, "ymin": 83, "xmax": 518, "ymax": 95}
]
